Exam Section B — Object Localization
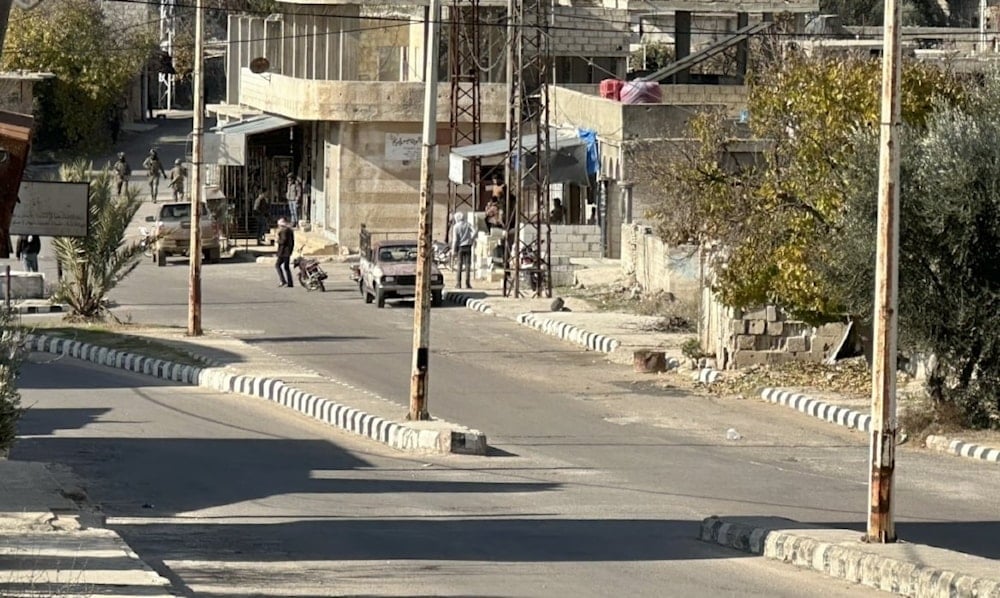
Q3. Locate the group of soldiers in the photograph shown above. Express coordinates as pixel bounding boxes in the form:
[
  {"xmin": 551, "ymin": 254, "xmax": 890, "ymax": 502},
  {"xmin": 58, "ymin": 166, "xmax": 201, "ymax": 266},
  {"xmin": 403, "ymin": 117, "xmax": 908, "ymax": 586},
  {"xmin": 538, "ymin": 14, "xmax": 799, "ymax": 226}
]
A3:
[{"xmin": 112, "ymin": 149, "xmax": 186, "ymax": 202}]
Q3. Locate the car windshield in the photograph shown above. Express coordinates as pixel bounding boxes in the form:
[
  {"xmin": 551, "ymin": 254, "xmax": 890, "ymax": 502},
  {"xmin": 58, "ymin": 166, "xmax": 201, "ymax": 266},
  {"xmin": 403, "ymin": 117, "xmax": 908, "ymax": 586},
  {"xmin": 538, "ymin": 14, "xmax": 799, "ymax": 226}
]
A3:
[
  {"xmin": 160, "ymin": 203, "xmax": 208, "ymax": 220},
  {"xmin": 378, "ymin": 246, "xmax": 418, "ymax": 263}
]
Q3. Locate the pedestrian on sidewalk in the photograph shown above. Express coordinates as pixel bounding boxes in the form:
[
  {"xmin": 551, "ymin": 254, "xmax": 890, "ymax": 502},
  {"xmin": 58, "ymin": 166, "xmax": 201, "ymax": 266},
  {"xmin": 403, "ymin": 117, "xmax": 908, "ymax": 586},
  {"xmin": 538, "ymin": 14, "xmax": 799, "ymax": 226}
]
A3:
[
  {"xmin": 15, "ymin": 234, "xmax": 40, "ymax": 272},
  {"xmin": 450, "ymin": 212, "xmax": 475, "ymax": 289},
  {"xmin": 112, "ymin": 153, "xmax": 131, "ymax": 197},
  {"xmin": 143, "ymin": 149, "xmax": 167, "ymax": 202},
  {"xmin": 253, "ymin": 189, "xmax": 269, "ymax": 245},
  {"xmin": 286, "ymin": 174, "xmax": 302, "ymax": 227},
  {"xmin": 275, "ymin": 218, "xmax": 295, "ymax": 287},
  {"xmin": 168, "ymin": 159, "xmax": 187, "ymax": 201}
]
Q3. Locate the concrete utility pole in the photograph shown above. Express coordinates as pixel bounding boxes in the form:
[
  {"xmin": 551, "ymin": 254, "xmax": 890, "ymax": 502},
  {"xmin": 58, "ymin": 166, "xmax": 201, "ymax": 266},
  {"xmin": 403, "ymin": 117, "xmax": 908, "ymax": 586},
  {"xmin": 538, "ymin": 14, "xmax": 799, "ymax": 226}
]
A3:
[
  {"xmin": 867, "ymin": 0, "xmax": 902, "ymax": 544},
  {"xmin": 187, "ymin": 0, "xmax": 204, "ymax": 336},
  {"xmin": 408, "ymin": 0, "xmax": 441, "ymax": 421}
]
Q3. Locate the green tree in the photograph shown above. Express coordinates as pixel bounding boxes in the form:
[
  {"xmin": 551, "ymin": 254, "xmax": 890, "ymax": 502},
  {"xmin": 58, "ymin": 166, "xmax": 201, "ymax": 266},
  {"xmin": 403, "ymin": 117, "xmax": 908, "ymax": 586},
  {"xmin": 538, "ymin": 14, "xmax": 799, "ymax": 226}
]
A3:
[
  {"xmin": 0, "ymin": 308, "xmax": 25, "ymax": 456},
  {"xmin": 52, "ymin": 162, "xmax": 146, "ymax": 320},
  {"xmin": 824, "ymin": 81, "xmax": 1000, "ymax": 427},
  {"xmin": 0, "ymin": 0, "xmax": 156, "ymax": 149},
  {"xmin": 641, "ymin": 53, "xmax": 965, "ymax": 319}
]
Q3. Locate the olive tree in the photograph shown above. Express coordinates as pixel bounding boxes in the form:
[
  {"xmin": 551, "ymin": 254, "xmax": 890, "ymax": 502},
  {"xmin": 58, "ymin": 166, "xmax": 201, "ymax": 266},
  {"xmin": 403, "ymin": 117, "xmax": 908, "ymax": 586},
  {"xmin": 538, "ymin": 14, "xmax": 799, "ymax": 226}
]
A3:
[{"xmin": 824, "ymin": 80, "xmax": 1000, "ymax": 428}]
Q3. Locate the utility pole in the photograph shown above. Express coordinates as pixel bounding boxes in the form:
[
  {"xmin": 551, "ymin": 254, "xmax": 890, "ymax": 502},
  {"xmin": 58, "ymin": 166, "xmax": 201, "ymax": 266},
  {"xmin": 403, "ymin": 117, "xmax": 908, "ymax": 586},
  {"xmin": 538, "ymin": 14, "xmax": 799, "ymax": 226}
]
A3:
[
  {"xmin": 0, "ymin": 0, "xmax": 13, "ymax": 57},
  {"xmin": 187, "ymin": 0, "xmax": 204, "ymax": 337},
  {"xmin": 867, "ymin": 0, "xmax": 902, "ymax": 544},
  {"xmin": 408, "ymin": 0, "xmax": 441, "ymax": 421}
]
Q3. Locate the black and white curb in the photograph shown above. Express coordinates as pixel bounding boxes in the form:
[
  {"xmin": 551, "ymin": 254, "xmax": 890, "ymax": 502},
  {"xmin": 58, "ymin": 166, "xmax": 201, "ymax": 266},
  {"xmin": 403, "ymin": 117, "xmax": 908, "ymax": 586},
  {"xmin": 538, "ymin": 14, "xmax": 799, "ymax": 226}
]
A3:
[
  {"xmin": 26, "ymin": 334, "xmax": 486, "ymax": 455},
  {"xmin": 700, "ymin": 516, "xmax": 1000, "ymax": 597},
  {"xmin": 443, "ymin": 292, "xmax": 494, "ymax": 315},
  {"xmin": 515, "ymin": 313, "xmax": 620, "ymax": 354},
  {"xmin": 9, "ymin": 303, "xmax": 66, "ymax": 315},
  {"xmin": 693, "ymin": 368, "xmax": 721, "ymax": 384},
  {"xmin": 926, "ymin": 435, "xmax": 1000, "ymax": 464},
  {"xmin": 760, "ymin": 387, "xmax": 871, "ymax": 433}
]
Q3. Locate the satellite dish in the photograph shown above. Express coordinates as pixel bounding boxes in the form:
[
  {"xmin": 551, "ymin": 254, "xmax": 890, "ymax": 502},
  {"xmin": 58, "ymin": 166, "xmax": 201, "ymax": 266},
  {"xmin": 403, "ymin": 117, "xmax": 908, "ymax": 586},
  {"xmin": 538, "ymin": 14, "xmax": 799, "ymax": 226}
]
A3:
[{"xmin": 249, "ymin": 57, "xmax": 271, "ymax": 74}]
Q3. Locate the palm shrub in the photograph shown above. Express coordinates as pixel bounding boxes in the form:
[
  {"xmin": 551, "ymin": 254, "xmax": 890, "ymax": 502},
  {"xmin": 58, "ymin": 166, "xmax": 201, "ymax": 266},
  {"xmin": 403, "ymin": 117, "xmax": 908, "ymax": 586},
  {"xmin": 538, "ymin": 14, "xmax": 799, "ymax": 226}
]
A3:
[
  {"xmin": 52, "ymin": 162, "xmax": 146, "ymax": 320},
  {"xmin": 0, "ymin": 308, "xmax": 25, "ymax": 456}
]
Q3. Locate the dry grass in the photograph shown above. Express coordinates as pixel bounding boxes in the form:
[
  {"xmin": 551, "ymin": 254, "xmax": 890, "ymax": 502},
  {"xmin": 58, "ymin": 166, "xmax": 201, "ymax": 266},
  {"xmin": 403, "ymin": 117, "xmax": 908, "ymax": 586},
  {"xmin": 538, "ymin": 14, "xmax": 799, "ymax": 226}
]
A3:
[{"xmin": 562, "ymin": 284, "xmax": 698, "ymax": 333}]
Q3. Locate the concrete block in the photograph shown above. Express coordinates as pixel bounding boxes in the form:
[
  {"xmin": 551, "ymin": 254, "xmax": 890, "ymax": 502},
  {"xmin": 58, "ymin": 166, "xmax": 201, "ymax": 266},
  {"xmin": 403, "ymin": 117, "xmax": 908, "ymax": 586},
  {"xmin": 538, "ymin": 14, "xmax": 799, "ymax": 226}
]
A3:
[
  {"xmin": 747, "ymin": 319, "xmax": 766, "ymax": 335},
  {"xmin": 731, "ymin": 319, "xmax": 748, "ymax": 335},
  {"xmin": 766, "ymin": 306, "xmax": 778, "ymax": 321},
  {"xmin": 785, "ymin": 336, "xmax": 808, "ymax": 353},
  {"xmin": 0, "ymin": 272, "xmax": 45, "ymax": 300},
  {"xmin": 742, "ymin": 307, "xmax": 768, "ymax": 320},
  {"xmin": 767, "ymin": 321, "xmax": 783, "ymax": 336},
  {"xmin": 735, "ymin": 335, "xmax": 755, "ymax": 351},
  {"xmin": 755, "ymin": 335, "xmax": 783, "ymax": 351}
]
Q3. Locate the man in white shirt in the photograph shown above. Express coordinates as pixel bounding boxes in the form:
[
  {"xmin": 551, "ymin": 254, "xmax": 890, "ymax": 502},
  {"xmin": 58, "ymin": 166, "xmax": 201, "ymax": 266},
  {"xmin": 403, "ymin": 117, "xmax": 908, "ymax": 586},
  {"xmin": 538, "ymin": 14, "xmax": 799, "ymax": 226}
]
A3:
[{"xmin": 449, "ymin": 212, "xmax": 475, "ymax": 289}]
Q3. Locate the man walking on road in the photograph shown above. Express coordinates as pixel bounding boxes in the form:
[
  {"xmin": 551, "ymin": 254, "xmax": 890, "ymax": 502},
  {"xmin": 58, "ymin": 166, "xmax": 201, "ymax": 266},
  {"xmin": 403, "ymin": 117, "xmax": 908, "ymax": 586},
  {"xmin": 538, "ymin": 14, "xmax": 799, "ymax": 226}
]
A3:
[
  {"xmin": 450, "ymin": 212, "xmax": 475, "ymax": 289},
  {"xmin": 143, "ymin": 150, "xmax": 166, "ymax": 202},
  {"xmin": 112, "ymin": 153, "xmax": 131, "ymax": 197},
  {"xmin": 167, "ymin": 159, "xmax": 186, "ymax": 201},
  {"xmin": 275, "ymin": 218, "xmax": 295, "ymax": 288}
]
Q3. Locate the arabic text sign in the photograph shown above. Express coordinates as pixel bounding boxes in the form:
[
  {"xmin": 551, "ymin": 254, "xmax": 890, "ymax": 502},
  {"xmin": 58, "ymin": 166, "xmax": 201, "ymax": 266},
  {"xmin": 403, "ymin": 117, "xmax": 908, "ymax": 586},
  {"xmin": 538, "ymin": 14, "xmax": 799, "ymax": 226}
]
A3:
[
  {"xmin": 11, "ymin": 181, "xmax": 89, "ymax": 237},
  {"xmin": 385, "ymin": 133, "xmax": 424, "ymax": 162}
]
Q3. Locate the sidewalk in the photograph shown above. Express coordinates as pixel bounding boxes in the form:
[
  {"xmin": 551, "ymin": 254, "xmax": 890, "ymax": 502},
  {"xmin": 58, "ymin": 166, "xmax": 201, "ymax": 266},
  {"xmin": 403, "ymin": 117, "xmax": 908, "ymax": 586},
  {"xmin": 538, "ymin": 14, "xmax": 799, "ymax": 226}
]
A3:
[
  {"xmin": 0, "ymin": 461, "xmax": 174, "ymax": 597},
  {"xmin": 440, "ymin": 263, "xmax": 691, "ymax": 367}
]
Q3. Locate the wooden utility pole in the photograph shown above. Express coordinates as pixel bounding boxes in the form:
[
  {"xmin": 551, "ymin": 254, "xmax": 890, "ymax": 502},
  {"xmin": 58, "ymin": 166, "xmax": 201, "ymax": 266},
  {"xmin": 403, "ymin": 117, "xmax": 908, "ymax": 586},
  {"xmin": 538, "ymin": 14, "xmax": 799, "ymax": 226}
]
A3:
[
  {"xmin": 408, "ymin": 0, "xmax": 441, "ymax": 421},
  {"xmin": 187, "ymin": 0, "xmax": 204, "ymax": 336},
  {"xmin": 867, "ymin": 0, "xmax": 902, "ymax": 543}
]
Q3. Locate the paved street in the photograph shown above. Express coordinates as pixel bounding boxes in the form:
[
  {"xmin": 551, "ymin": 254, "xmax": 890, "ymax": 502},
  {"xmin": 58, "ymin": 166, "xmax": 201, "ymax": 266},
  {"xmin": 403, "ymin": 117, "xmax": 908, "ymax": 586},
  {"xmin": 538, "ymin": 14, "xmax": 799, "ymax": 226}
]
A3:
[
  {"xmin": 9, "ymin": 116, "xmax": 1000, "ymax": 597},
  {"xmin": 14, "ymin": 356, "xmax": 885, "ymax": 597}
]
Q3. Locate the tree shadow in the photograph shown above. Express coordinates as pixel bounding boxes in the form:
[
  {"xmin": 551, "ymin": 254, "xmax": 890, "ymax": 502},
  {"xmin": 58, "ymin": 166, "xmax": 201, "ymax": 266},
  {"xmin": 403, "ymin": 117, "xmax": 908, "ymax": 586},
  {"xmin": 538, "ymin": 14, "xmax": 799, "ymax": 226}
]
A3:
[{"xmin": 16, "ymin": 407, "xmax": 113, "ymax": 435}]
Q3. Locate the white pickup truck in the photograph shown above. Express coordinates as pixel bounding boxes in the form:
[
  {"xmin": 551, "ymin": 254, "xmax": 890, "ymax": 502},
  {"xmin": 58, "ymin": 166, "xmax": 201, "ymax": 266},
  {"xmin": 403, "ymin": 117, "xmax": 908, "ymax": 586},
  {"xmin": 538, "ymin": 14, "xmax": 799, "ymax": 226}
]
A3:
[
  {"xmin": 355, "ymin": 240, "xmax": 444, "ymax": 308},
  {"xmin": 145, "ymin": 202, "xmax": 221, "ymax": 266}
]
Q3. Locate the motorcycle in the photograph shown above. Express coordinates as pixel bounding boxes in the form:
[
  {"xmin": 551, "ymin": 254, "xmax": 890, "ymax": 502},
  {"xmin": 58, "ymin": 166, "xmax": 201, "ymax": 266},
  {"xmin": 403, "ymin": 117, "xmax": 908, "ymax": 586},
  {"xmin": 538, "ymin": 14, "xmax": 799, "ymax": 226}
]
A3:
[
  {"xmin": 293, "ymin": 256, "xmax": 328, "ymax": 292},
  {"xmin": 432, "ymin": 240, "xmax": 451, "ymax": 270}
]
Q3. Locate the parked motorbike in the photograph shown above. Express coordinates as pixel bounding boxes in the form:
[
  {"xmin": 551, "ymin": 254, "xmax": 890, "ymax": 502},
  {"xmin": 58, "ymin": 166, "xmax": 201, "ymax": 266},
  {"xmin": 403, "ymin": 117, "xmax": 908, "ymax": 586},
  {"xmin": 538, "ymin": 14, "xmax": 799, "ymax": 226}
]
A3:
[
  {"xmin": 432, "ymin": 240, "xmax": 451, "ymax": 270},
  {"xmin": 293, "ymin": 256, "xmax": 328, "ymax": 292}
]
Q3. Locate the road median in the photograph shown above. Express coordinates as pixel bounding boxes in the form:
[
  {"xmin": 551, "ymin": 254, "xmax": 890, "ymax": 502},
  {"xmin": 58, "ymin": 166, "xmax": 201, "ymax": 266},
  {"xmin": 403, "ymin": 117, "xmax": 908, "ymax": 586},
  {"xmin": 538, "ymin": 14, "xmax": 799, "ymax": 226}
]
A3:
[
  {"xmin": 700, "ymin": 516, "xmax": 1000, "ymax": 597},
  {"xmin": 25, "ymin": 333, "xmax": 487, "ymax": 456}
]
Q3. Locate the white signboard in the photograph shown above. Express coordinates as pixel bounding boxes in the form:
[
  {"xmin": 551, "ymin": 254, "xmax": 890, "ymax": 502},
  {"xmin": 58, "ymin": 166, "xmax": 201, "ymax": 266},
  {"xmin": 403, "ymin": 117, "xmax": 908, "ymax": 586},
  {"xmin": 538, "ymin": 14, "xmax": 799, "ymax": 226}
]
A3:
[
  {"xmin": 385, "ymin": 133, "xmax": 423, "ymax": 162},
  {"xmin": 11, "ymin": 181, "xmax": 90, "ymax": 237}
]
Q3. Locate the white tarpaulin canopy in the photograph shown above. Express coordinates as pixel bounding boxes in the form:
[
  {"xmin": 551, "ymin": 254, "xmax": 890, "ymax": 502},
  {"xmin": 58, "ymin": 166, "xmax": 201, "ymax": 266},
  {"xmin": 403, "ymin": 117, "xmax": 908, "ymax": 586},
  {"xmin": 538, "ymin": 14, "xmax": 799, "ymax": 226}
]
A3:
[
  {"xmin": 204, "ymin": 115, "xmax": 296, "ymax": 166},
  {"xmin": 448, "ymin": 130, "xmax": 590, "ymax": 186}
]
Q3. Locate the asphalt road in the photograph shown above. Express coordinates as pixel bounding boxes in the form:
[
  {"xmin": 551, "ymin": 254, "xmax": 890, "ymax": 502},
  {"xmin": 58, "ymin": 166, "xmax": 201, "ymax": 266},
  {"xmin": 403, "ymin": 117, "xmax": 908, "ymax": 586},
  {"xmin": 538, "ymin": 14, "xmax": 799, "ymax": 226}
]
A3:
[{"xmin": 14, "ymin": 357, "xmax": 884, "ymax": 597}]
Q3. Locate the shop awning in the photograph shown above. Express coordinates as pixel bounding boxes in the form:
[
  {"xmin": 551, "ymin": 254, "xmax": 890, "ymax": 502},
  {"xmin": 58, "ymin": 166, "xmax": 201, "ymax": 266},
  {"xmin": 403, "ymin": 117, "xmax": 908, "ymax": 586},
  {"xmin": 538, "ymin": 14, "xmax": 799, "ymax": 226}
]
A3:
[
  {"xmin": 204, "ymin": 115, "xmax": 296, "ymax": 166},
  {"xmin": 449, "ymin": 129, "xmax": 593, "ymax": 186}
]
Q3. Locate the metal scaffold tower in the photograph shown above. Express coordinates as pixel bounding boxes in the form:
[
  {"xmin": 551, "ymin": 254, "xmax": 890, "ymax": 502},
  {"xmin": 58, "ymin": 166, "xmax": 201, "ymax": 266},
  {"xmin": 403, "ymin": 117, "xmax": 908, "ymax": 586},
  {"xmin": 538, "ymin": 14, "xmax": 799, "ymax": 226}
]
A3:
[
  {"xmin": 504, "ymin": 0, "xmax": 552, "ymax": 298},
  {"xmin": 447, "ymin": 0, "xmax": 483, "ymax": 228}
]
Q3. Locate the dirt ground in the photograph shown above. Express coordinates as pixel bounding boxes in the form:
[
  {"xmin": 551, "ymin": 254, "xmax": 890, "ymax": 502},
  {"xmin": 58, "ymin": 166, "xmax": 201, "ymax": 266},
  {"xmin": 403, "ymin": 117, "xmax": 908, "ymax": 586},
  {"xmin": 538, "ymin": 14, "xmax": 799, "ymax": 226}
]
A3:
[{"xmin": 567, "ymin": 280, "xmax": 1000, "ymax": 449}]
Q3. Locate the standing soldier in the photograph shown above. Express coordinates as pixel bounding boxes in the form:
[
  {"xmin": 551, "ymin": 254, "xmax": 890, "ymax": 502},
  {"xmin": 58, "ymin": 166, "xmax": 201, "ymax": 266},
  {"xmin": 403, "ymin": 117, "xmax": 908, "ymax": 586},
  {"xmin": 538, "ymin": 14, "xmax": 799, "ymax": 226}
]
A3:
[
  {"xmin": 143, "ymin": 149, "xmax": 167, "ymax": 202},
  {"xmin": 168, "ymin": 158, "xmax": 187, "ymax": 202},
  {"xmin": 285, "ymin": 173, "xmax": 302, "ymax": 227},
  {"xmin": 112, "ymin": 152, "xmax": 132, "ymax": 197}
]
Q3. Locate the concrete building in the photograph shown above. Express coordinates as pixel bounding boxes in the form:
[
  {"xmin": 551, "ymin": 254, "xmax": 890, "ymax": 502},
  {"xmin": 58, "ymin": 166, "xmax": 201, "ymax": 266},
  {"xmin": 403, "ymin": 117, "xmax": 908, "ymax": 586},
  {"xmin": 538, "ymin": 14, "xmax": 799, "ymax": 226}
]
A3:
[{"xmin": 209, "ymin": 0, "xmax": 631, "ymax": 249}]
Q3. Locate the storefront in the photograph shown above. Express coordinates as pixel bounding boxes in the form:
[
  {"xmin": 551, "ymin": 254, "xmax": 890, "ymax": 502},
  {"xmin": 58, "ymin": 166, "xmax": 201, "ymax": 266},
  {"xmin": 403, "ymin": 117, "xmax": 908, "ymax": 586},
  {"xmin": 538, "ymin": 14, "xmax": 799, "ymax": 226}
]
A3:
[{"xmin": 204, "ymin": 114, "xmax": 312, "ymax": 240}]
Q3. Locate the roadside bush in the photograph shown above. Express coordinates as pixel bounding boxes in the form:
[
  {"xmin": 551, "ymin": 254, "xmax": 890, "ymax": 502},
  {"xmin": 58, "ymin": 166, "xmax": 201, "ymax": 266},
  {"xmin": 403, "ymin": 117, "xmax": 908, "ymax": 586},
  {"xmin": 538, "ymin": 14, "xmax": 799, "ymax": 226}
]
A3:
[
  {"xmin": 51, "ymin": 162, "xmax": 146, "ymax": 320},
  {"xmin": 0, "ymin": 309, "xmax": 25, "ymax": 456},
  {"xmin": 824, "ymin": 79, "xmax": 1000, "ymax": 429}
]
